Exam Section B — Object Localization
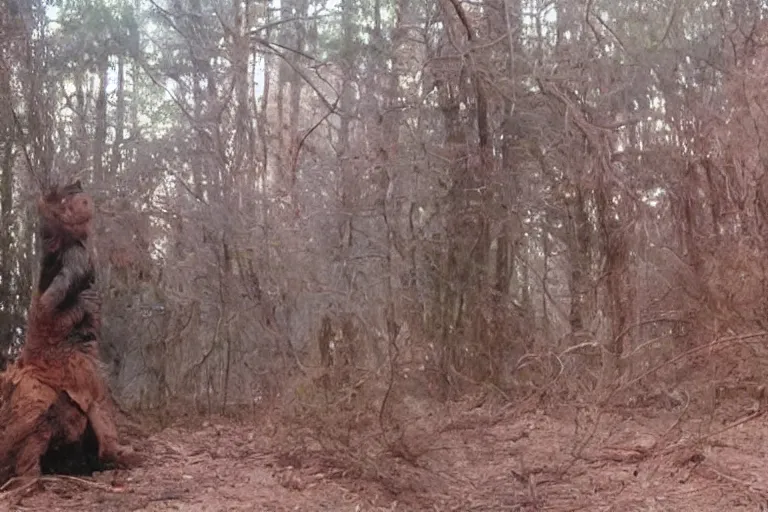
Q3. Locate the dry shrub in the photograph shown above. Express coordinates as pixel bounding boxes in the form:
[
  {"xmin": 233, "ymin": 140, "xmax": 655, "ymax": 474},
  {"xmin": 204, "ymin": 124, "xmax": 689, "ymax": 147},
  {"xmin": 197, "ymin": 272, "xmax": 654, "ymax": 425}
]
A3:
[
  {"xmin": 672, "ymin": 239, "xmax": 768, "ymax": 399},
  {"xmin": 273, "ymin": 357, "xmax": 451, "ymax": 502},
  {"xmin": 697, "ymin": 239, "xmax": 768, "ymax": 329}
]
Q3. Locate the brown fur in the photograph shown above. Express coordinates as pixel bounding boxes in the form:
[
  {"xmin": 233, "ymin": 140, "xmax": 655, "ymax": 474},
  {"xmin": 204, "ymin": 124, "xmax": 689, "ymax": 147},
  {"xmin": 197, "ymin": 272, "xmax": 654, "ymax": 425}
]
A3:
[
  {"xmin": 0, "ymin": 364, "xmax": 89, "ymax": 482},
  {"xmin": 1, "ymin": 347, "xmax": 131, "ymax": 477},
  {"xmin": 22, "ymin": 180, "xmax": 100, "ymax": 358},
  {"xmin": 0, "ymin": 181, "xmax": 138, "ymax": 485}
]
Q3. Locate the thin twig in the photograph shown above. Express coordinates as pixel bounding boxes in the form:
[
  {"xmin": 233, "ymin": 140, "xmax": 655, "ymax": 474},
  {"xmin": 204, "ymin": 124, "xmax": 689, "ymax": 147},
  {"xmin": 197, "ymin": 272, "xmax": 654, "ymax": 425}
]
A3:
[
  {"xmin": 249, "ymin": 15, "xmax": 328, "ymax": 36},
  {"xmin": 42, "ymin": 474, "xmax": 116, "ymax": 490},
  {"xmin": 291, "ymin": 97, "xmax": 340, "ymax": 184},
  {"xmin": 1, "ymin": 474, "xmax": 116, "ymax": 493},
  {"xmin": 660, "ymin": 389, "xmax": 690, "ymax": 440},
  {"xmin": 606, "ymin": 331, "xmax": 768, "ymax": 403},
  {"xmin": 10, "ymin": 108, "xmax": 44, "ymax": 191},
  {"xmin": 662, "ymin": 409, "xmax": 765, "ymax": 456},
  {"xmin": 445, "ymin": 0, "xmax": 473, "ymax": 41}
]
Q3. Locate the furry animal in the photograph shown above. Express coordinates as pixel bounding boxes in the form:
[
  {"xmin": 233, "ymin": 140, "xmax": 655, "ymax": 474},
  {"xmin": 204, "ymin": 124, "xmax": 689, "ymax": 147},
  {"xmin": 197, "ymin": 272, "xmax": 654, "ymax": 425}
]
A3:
[
  {"xmin": 0, "ymin": 181, "xmax": 137, "ymax": 483},
  {"xmin": 21, "ymin": 179, "xmax": 101, "ymax": 359},
  {"xmin": 0, "ymin": 365, "xmax": 91, "ymax": 482}
]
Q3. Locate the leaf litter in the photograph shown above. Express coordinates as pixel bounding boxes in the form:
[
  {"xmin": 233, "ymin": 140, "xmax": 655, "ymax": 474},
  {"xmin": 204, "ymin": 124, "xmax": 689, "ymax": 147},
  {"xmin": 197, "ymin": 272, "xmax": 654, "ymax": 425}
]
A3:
[{"xmin": 3, "ymin": 398, "xmax": 768, "ymax": 511}]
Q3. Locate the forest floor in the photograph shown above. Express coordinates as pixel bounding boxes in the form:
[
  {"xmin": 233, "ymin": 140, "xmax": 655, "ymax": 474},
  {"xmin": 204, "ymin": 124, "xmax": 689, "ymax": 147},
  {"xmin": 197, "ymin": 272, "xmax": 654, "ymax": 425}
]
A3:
[{"xmin": 3, "ymin": 391, "xmax": 768, "ymax": 511}]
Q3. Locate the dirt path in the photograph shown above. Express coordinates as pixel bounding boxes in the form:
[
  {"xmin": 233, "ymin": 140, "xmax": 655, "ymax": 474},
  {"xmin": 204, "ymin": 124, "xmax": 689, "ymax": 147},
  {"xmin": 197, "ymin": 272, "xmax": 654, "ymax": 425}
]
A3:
[
  {"xmin": 2, "ymin": 420, "xmax": 378, "ymax": 512},
  {"xmin": 4, "ymin": 400, "xmax": 768, "ymax": 511}
]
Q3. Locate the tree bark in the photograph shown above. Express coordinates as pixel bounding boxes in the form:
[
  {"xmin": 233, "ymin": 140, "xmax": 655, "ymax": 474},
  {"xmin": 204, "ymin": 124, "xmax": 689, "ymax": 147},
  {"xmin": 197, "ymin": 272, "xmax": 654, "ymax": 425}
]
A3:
[
  {"xmin": 93, "ymin": 52, "xmax": 109, "ymax": 184},
  {"xmin": 110, "ymin": 54, "xmax": 125, "ymax": 177}
]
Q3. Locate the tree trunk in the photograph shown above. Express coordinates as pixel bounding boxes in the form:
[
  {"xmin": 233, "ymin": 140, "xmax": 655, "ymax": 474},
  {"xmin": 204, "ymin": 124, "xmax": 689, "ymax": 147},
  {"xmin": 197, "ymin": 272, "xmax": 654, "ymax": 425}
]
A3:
[
  {"xmin": 0, "ymin": 61, "xmax": 15, "ymax": 354},
  {"xmin": 565, "ymin": 186, "xmax": 591, "ymax": 334},
  {"xmin": 110, "ymin": 54, "xmax": 125, "ymax": 177},
  {"xmin": 288, "ymin": 0, "xmax": 307, "ymax": 199},
  {"xmin": 93, "ymin": 53, "xmax": 109, "ymax": 184},
  {"xmin": 74, "ymin": 70, "xmax": 88, "ymax": 170}
]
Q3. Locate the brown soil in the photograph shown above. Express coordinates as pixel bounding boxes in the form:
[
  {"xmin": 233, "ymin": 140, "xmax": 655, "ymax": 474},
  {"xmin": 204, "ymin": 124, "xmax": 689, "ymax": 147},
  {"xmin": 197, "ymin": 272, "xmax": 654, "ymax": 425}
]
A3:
[{"xmin": 3, "ymin": 397, "xmax": 768, "ymax": 511}]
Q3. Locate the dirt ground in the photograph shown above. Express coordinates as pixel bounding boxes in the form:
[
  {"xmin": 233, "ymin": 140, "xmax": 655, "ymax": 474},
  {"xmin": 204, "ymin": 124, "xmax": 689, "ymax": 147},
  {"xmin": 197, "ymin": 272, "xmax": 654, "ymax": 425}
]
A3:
[{"xmin": 3, "ymin": 393, "xmax": 768, "ymax": 512}]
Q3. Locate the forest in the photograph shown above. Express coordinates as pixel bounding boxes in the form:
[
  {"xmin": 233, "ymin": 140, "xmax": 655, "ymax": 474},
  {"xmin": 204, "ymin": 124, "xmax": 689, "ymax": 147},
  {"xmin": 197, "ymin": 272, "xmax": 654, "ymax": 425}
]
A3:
[{"xmin": 3, "ymin": 0, "xmax": 768, "ymax": 509}]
